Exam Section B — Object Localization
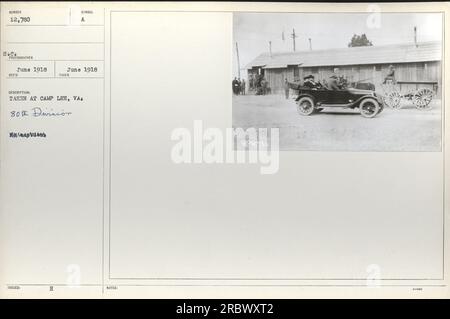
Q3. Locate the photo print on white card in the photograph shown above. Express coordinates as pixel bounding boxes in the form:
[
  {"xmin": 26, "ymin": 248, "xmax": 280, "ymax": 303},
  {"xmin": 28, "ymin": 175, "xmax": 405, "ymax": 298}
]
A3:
[{"xmin": 232, "ymin": 12, "xmax": 443, "ymax": 151}]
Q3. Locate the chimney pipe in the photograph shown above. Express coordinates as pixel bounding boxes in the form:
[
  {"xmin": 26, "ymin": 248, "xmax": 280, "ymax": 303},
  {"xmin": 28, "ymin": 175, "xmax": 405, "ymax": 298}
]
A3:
[
  {"xmin": 308, "ymin": 38, "xmax": 312, "ymax": 51},
  {"xmin": 269, "ymin": 41, "xmax": 272, "ymax": 58}
]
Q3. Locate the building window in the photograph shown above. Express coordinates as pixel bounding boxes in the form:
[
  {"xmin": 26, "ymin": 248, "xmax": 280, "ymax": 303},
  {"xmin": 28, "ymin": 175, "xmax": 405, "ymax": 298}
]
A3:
[
  {"xmin": 375, "ymin": 65, "xmax": 382, "ymax": 71},
  {"xmin": 256, "ymin": 67, "xmax": 265, "ymax": 76}
]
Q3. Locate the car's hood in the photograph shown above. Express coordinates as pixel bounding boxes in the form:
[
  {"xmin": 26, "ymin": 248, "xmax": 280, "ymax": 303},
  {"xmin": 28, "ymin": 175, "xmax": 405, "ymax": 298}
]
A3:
[{"xmin": 347, "ymin": 88, "xmax": 375, "ymax": 95}]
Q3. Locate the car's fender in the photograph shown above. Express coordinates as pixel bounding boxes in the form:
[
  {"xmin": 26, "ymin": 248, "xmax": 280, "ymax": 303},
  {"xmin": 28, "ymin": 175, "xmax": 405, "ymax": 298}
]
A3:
[
  {"xmin": 295, "ymin": 93, "xmax": 316, "ymax": 103},
  {"xmin": 352, "ymin": 94, "xmax": 381, "ymax": 107}
]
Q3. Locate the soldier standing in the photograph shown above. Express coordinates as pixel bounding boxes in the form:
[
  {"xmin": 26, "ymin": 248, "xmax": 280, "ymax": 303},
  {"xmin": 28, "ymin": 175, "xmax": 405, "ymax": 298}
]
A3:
[
  {"xmin": 284, "ymin": 78, "xmax": 290, "ymax": 99},
  {"xmin": 232, "ymin": 77, "xmax": 240, "ymax": 95},
  {"xmin": 241, "ymin": 79, "xmax": 246, "ymax": 95},
  {"xmin": 255, "ymin": 74, "xmax": 263, "ymax": 95},
  {"xmin": 261, "ymin": 77, "xmax": 268, "ymax": 95}
]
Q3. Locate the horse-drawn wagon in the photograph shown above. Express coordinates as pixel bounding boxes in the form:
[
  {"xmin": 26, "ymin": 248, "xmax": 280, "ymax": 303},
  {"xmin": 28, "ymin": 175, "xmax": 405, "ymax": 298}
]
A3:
[{"xmin": 381, "ymin": 80, "xmax": 437, "ymax": 110}]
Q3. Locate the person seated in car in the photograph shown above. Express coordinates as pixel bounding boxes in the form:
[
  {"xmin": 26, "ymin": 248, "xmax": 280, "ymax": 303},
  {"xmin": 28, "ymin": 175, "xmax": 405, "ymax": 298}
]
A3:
[
  {"xmin": 328, "ymin": 74, "xmax": 340, "ymax": 90},
  {"xmin": 338, "ymin": 76, "xmax": 348, "ymax": 89},
  {"xmin": 303, "ymin": 74, "xmax": 319, "ymax": 89},
  {"xmin": 329, "ymin": 67, "xmax": 348, "ymax": 90}
]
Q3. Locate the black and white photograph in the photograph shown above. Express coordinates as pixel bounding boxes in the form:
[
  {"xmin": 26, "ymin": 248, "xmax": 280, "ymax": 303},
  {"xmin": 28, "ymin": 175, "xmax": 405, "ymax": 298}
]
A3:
[{"xmin": 233, "ymin": 12, "xmax": 443, "ymax": 151}]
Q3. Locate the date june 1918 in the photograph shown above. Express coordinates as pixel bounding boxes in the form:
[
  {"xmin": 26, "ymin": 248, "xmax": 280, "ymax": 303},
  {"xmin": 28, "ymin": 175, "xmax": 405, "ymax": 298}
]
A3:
[{"xmin": 11, "ymin": 107, "xmax": 73, "ymax": 118}]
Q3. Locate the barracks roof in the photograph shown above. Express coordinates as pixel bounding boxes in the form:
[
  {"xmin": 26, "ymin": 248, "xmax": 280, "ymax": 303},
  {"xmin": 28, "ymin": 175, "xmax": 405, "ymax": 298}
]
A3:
[{"xmin": 245, "ymin": 41, "xmax": 442, "ymax": 69}]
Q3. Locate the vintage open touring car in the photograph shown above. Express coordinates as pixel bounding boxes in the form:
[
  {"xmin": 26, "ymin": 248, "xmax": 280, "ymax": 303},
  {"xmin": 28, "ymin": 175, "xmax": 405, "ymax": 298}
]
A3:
[{"xmin": 291, "ymin": 83, "xmax": 384, "ymax": 118}]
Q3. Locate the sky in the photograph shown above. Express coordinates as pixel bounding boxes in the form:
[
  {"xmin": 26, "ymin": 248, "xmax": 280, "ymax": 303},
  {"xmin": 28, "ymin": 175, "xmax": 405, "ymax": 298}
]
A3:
[{"xmin": 233, "ymin": 12, "xmax": 443, "ymax": 78}]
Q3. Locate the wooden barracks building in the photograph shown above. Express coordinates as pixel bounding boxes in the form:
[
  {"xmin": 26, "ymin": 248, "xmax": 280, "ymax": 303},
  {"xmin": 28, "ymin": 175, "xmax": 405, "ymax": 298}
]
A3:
[{"xmin": 245, "ymin": 41, "xmax": 442, "ymax": 95}]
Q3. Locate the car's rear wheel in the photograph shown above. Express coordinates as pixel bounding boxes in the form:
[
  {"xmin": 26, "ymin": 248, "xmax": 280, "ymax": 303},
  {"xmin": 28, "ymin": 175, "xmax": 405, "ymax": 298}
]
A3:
[
  {"xmin": 296, "ymin": 96, "xmax": 315, "ymax": 116},
  {"xmin": 359, "ymin": 98, "xmax": 380, "ymax": 118}
]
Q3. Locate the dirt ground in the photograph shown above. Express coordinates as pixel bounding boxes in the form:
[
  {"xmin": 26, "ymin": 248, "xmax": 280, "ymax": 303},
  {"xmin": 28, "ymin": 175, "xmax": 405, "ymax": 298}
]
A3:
[{"xmin": 232, "ymin": 93, "xmax": 442, "ymax": 151}]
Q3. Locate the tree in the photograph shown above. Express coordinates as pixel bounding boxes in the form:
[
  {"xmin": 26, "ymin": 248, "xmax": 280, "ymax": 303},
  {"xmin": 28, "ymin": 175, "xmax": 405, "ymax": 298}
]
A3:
[{"xmin": 348, "ymin": 34, "xmax": 373, "ymax": 47}]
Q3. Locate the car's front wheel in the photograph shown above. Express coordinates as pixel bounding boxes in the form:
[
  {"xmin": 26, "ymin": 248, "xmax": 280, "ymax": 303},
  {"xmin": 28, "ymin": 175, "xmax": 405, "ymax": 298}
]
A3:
[
  {"xmin": 296, "ymin": 96, "xmax": 315, "ymax": 116},
  {"xmin": 359, "ymin": 98, "xmax": 380, "ymax": 118}
]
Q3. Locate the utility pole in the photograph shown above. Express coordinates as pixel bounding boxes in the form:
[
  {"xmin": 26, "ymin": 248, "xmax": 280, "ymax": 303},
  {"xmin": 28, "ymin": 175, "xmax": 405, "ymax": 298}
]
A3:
[
  {"xmin": 414, "ymin": 26, "xmax": 418, "ymax": 47},
  {"xmin": 269, "ymin": 41, "xmax": 272, "ymax": 57},
  {"xmin": 291, "ymin": 28, "xmax": 298, "ymax": 52},
  {"xmin": 235, "ymin": 41, "xmax": 241, "ymax": 78},
  {"xmin": 308, "ymin": 38, "xmax": 312, "ymax": 51}
]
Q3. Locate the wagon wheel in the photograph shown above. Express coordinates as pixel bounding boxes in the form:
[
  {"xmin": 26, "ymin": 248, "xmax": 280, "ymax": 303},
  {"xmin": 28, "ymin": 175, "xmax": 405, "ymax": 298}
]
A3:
[
  {"xmin": 383, "ymin": 90, "xmax": 402, "ymax": 109},
  {"xmin": 413, "ymin": 88, "xmax": 434, "ymax": 110}
]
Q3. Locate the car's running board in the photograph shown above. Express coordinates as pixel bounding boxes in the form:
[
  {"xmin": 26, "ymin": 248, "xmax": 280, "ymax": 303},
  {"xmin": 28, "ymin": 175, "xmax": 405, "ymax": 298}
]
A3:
[{"xmin": 318, "ymin": 103, "xmax": 355, "ymax": 108}]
